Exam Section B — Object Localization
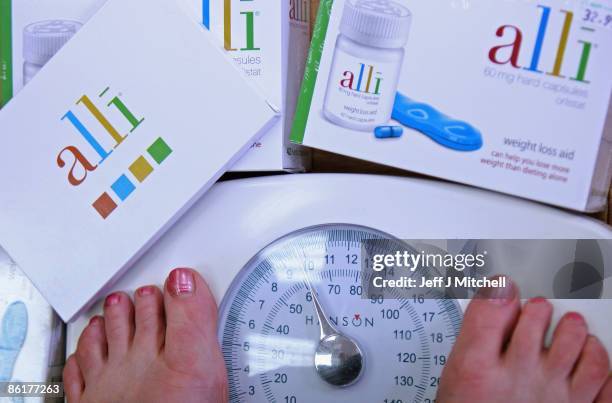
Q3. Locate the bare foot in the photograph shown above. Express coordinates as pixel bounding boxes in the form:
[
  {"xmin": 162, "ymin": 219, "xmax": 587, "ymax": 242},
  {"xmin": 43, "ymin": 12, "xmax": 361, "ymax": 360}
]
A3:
[
  {"xmin": 63, "ymin": 268, "xmax": 227, "ymax": 403},
  {"xmin": 437, "ymin": 278, "xmax": 612, "ymax": 403}
]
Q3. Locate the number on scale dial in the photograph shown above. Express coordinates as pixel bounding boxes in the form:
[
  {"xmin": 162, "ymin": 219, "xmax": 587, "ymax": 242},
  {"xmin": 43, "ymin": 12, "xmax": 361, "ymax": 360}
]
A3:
[{"xmin": 218, "ymin": 224, "xmax": 462, "ymax": 403}]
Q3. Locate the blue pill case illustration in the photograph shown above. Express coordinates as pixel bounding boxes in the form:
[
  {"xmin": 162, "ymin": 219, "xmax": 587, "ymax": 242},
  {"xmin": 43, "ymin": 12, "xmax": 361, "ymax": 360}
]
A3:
[{"xmin": 392, "ymin": 93, "xmax": 483, "ymax": 151}]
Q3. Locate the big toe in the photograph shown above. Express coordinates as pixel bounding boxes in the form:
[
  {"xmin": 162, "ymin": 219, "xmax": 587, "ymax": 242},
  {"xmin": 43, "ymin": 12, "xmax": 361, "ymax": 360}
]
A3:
[
  {"xmin": 449, "ymin": 276, "xmax": 520, "ymax": 366},
  {"xmin": 162, "ymin": 268, "xmax": 227, "ymax": 394}
]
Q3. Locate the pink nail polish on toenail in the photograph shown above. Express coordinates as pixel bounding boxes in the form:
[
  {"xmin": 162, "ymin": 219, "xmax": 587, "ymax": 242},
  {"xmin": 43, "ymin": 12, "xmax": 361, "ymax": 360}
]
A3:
[
  {"xmin": 476, "ymin": 276, "xmax": 515, "ymax": 303},
  {"xmin": 138, "ymin": 286, "xmax": 155, "ymax": 297},
  {"xmin": 105, "ymin": 293, "xmax": 121, "ymax": 307},
  {"xmin": 565, "ymin": 312, "xmax": 584, "ymax": 323},
  {"xmin": 168, "ymin": 268, "xmax": 195, "ymax": 296}
]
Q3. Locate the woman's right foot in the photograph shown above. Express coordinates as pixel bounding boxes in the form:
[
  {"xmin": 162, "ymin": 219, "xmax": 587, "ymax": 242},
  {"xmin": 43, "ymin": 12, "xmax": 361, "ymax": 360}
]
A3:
[{"xmin": 437, "ymin": 278, "xmax": 612, "ymax": 403}]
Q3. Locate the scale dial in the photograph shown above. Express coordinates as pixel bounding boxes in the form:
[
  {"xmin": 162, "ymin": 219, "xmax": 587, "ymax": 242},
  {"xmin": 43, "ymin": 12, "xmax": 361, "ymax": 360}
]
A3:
[{"xmin": 218, "ymin": 224, "xmax": 462, "ymax": 403}]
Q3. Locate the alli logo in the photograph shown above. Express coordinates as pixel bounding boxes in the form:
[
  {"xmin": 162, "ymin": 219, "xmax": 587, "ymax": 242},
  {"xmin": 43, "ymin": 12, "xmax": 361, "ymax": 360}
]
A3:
[
  {"xmin": 489, "ymin": 5, "xmax": 595, "ymax": 83},
  {"xmin": 57, "ymin": 86, "xmax": 172, "ymax": 219},
  {"xmin": 290, "ymin": 0, "xmax": 309, "ymax": 24},
  {"xmin": 340, "ymin": 63, "xmax": 383, "ymax": 95},
  {"xmin": 224, "ymin": 0, "xmax": 260, "ymax": 51}
]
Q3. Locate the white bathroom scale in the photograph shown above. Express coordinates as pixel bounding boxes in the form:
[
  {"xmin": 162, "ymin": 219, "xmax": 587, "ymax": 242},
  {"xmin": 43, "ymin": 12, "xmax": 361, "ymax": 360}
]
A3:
[{"xmin": 67, "ymin": 174, "xmax": 612, "ymax": 403}]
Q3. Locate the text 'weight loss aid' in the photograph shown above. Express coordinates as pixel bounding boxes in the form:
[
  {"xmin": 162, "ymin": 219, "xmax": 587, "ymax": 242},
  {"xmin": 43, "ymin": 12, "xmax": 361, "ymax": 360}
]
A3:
[{"xmin": 323, "ymin": 0, "xmax": 411, "ymax": 131}]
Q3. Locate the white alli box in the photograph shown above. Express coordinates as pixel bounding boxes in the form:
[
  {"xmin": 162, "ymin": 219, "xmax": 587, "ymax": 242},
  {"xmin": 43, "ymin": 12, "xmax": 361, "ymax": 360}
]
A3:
[
  {"xmin": 0, "ymin": 0, "xmax": 278, "ymax": 321},
  {"xmin": 292, "ymin": 0, "xmax": 612, "ymax": 211},
  {"xmin": 197, "ymin": 0, "xmax": 312, "ymax": 171},
  {"xmin": 0, "ymin": 0, "xmax": 312, "ymax": 171}
]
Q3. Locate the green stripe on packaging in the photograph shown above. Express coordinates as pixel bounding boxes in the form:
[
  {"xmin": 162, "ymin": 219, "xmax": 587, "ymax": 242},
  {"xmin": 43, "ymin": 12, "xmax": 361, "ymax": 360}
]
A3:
[
  {"xmin": 290, "ymin": 0, "xmax": 333, "ymax": 144},
  {"xmin": 0, "ymin": 0, "xmax": 12, "ymax": 108}
]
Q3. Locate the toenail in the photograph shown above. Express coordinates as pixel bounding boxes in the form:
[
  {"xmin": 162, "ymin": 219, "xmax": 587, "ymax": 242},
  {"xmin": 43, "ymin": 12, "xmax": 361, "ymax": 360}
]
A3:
[
  {"xmin": 564, "ymin": 312, "xmax": 585, "ymax": 323},
  {"xmin": 168, "ymin": 268, "xmax": 195, "ymax": 297},
  {"xmin": 476, "ymin": 275, "xmax": 515, "ymax": 303},
  {"xmin": 529, "ymin": 297, "xmax": 548, "ymax": 304},
  {"xmin": 105, "ymin": 293, "xmax": 121, "ymax": 307},
  {"xmin": 89, "ymin": 316, "xmax": 102, "ymax": 326},
  {"xmin": 137, "ymin": 286, "xmax": 155, "ymax": 297}
]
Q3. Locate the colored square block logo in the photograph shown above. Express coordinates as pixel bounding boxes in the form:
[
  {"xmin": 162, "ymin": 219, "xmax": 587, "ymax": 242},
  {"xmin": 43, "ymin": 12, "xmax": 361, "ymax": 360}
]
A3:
[
  {"xmin": 93, "ymin": 193, "xmax": 117, "ymax": 219},
  {"xmin": 147, "ymin": 137, "xmax": 172, "ymax": 164},
  {"xmin": 111, "ymin": 175, "xmax": 136, "ymax": 201},
  {"xmin": 129, "ymin": 156, "xmax": 154, "ymax": 183}
]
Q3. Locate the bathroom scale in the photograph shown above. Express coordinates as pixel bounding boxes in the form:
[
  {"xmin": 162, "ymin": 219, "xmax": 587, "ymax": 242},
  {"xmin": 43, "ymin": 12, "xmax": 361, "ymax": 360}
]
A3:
[{"xmin": 67, "ymin": 174, "xmax": 612, "ymax": 402}]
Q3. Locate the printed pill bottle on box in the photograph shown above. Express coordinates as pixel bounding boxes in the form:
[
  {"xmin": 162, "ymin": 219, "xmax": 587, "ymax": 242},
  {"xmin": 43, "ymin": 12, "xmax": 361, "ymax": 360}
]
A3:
[
  {"xmin": 323, "ymin": 0, "xmax": 411, "ymax": 131},
  {"xmin": 22, "ymin": 20, "xmax": 82, "ymax": 85}
]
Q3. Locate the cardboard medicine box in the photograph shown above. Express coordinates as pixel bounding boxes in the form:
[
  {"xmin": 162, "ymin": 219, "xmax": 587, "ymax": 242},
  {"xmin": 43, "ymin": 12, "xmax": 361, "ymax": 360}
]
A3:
[
  {"xmin": 0, "ymin": 0, "xmax": 312, "ymax": 171},
  {"xmin": 292, "ymin": 0, "xmax": 612, "ymax": 211},
  {"xmin": 196, "ymin": 0, "xmax": 312, "ymax": 171},
  {"xmin": 0, "ymin": 0, "xmax": 278, "ymax": 321}
]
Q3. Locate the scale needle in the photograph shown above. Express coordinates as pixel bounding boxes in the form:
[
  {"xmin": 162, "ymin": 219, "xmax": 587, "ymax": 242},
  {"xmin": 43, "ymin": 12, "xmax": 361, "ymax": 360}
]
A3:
[{"xmin": 303, "ymin": 269, "xmax": 364, "ymax": 387}]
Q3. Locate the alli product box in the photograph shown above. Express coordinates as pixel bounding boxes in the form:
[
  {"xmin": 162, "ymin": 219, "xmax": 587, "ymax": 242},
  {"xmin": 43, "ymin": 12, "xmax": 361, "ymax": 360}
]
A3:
[
  {"xmin": 292, "ymin": 0, "xmax": 612, "ymax": 211},
  {"xmin": 197, "ymin": 0, "xmax": 312, "ymax": 171},
  {"xmin": 0, "ymin": 0, "xmax": 312, "ymax": 172},
  {"xmin": 0, "ymin": 0, "xmax": 278, "ymax": 321}
]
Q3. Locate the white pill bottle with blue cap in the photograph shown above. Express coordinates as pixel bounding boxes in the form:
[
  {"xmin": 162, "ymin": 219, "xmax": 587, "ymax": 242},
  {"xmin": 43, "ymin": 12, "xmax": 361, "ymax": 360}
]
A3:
[{"xmin": 323, "ymin": 0, "xmax": 411, "ymax": 131}]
